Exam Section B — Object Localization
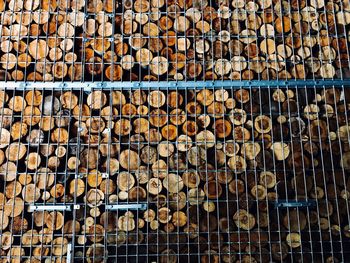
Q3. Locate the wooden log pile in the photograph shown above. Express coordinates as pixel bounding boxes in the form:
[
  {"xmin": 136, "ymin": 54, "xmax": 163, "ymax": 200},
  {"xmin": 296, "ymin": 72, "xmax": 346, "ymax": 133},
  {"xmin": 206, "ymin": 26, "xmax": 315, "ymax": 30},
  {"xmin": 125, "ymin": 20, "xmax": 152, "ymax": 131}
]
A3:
[
  {"xmin": 0, "ymin": 87, "xmax": 349, "ymax": 262},
  {"xmin": 0, "ymin": 0, "xmax": 350, "ymax": 81}
]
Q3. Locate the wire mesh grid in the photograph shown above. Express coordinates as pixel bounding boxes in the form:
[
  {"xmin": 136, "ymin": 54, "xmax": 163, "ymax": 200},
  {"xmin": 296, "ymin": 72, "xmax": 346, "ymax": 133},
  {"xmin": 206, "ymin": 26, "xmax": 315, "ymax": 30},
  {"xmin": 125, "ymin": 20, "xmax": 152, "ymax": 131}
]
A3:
[
  {"xmin": 0, "ymin": 0, "xmax": 350, "ymax": 82},
  {"xmin": 0, "ymin": 86, "xmax": 349, "ymax": 262}
]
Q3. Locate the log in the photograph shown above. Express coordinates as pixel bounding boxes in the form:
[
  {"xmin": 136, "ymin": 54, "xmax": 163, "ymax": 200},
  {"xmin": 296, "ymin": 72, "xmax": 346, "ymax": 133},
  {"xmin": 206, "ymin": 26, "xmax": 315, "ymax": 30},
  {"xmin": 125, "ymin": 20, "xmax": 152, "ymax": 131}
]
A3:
[
  {"xmin": 25, "ymin": 152, "xmax": 41, "ymax": 170},
  {"xmin": 161, "ymin": 124, "xmax": 177, "ymax": 140},
  {"xmin": 147, "ymin": 178, "xmax": 162, "ymax": 195},
  {"xmin": 172, "ymin": 211, "xmax": 187, "ymax": 227},
  {"xmin": 0, "ymin": 87, "xmax": 347, "ymax": 258},
  {"xmin": 28, "ymin": 40, "xmax": 48, "ymax": 60},
  {"xmin": 5, "ymin": 142, "xmax": 27, "ymax": 161},
  {"xmin": 233, "ymin": 209, "xmax": 256, "ymax": 230},
  {"xmin": 148, "ymin": 90, "xmax": 166, "ymax": 108},
  {"xmin": 213, "ymin": 119, "xmax": 232, "ymax": 138},
  {"xmin": 2, "ymin": 1, "xmax": 347, "ymax": 81},
  {"xmin": 250, "ymin": 185, "xmax": 267, "ymax": 200},
  {"xmin": 150, "ymin": 56, "xmax": 168, "ymax": 75},
  {"xmin": 286, "ymin": 233, "xmax": 301, "ymax": 248},
  {"xmin": 182, "ymin": 120, "xmax": 198, "ymax": 136}
]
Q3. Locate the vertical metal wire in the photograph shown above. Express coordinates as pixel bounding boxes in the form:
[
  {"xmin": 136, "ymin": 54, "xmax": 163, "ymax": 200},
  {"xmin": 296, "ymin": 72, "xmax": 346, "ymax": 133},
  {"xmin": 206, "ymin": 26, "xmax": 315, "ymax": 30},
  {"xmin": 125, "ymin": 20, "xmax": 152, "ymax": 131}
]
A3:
[
  {"xmin": 1, "ymin": 0, "xmax": 350, "ymax": 262},
  {"xmin": 325, "ymin": 2, "xmax": 350, "ymax": 258},
  {"xmin": 256, "ymin": 85, "xmax": 273, "ymax": 262},
  {"xmin": 70, "ymin": 88, "xmax": 85, "ymax": 262}
]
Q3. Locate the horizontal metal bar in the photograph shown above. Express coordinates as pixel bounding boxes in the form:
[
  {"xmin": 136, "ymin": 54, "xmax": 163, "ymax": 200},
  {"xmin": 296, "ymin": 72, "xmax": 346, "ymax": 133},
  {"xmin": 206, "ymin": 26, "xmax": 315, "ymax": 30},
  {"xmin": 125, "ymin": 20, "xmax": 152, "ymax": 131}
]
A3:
[
  {"xmin": 1, "ymin": 80, "xmax": 350, "ymax": 90},
  {"xmin": 106, "ymin": 204, "xmax": 147, "ymax": 210},
  {"xmin": 275, "ymin": 200, "xmax": 317, "ymax": 208},
  {"xmin": 28, "ymin": 205, "xmax": 74, "ymax": 212}
]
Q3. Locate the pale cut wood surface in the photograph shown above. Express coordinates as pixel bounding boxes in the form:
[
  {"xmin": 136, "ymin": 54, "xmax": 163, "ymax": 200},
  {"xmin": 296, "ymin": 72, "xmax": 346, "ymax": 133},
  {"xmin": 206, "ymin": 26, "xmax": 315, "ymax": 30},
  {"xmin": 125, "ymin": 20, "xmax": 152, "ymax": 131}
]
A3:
[{"xmin": 0, "ymin": 87, "xmax": 348, "ymax": 261}]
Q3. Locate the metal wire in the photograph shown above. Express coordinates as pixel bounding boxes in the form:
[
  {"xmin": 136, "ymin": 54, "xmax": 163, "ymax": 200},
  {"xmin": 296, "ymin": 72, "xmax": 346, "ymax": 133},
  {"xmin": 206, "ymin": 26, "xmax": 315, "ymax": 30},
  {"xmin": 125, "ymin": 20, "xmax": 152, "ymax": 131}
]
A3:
[
  {"xmin": 1, "ymin": 0, "xmax": 350, "ymax": 262},
  {"xmin": 0, "ymin": 86, "xmax": 349, "ymax": 262},
  {"xmin": 0, "ymin": 1, "xmax": 350, "ymax": 82}
]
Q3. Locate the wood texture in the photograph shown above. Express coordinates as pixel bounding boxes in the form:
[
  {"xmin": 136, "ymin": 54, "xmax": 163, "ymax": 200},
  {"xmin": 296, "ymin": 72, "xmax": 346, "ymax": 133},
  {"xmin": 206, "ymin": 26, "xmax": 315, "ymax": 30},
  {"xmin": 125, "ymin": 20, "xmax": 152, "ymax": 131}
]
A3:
[
  {"xmin": 0, "ymin": 86, "xmax": 349, "ymax": 260},
  {"xmin": 0, "ymin": 1, "xmax": 349, "ymax": 80}
]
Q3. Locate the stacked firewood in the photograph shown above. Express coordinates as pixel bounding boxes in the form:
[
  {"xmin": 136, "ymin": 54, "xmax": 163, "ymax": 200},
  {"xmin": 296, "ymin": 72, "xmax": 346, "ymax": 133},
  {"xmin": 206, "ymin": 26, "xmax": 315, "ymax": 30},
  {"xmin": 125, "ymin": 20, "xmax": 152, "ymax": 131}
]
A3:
[
  {"xmin": 1, "ymin": 0, "xmax": 350, "ymax": 81},
  {"xmin": 0, "ymin": 87, "xmax": 349, "ymax": 262}
]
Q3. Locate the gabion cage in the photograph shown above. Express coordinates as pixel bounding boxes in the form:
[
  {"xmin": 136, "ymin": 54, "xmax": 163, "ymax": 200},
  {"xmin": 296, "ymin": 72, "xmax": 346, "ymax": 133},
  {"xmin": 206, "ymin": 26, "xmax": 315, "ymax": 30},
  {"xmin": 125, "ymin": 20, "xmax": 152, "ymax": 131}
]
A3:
[
  {"xmin": 1, "ymin": 0, "xmax": 350, "ymax": 262},
  {"xmin": 0, "ymin": 86, "xmax": 349, "ymax": 262}
]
